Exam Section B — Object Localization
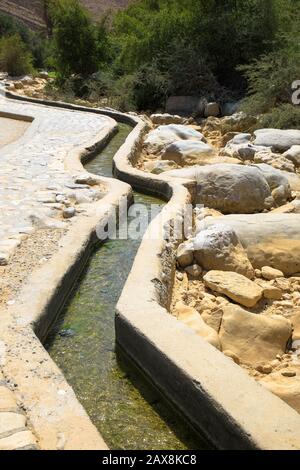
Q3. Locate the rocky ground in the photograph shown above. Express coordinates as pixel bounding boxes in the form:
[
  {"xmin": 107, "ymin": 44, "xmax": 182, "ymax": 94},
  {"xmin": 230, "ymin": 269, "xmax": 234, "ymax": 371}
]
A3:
[
  {"xmin": 138, "ymin": 112, "xmax": 300, "ymax": 415},
  {"xmin": 5, "ymin": 76, "xmax": 300, "ymax": 425}
]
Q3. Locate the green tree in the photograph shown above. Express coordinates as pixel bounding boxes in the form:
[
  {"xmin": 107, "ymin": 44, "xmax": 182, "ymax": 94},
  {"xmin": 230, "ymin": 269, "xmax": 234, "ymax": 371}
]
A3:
[
  {"xmin": 112, "ymin": 0, "xmax": 277, "ymax": 92},
  {"xmin": 50, "ymin": 0, "xmax": 98, "ymax": 78},
  {"xmin": 0, "ymin": 12, "xmax": 48, "ymax": 69},
  {"xmin": 0, "ymin": 34, "xmax": 34, "ymax": 76}
]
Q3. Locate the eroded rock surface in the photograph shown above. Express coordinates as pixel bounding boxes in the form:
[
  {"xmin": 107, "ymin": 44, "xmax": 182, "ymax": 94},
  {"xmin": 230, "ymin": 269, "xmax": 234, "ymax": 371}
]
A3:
[
  {"xmin": 203, "ymin": 271, "xmax": 263, "ymax": 308},
  {"xmin": 189, "ymin": 224, "xmax": 254, "ymax": 278},
  {"xmin": 219, "ymin": 305, "xmax": 292, "ymax": 365},
  {"xmin": 197, "ymin": 214, "xmax": 300, "ymax": 276}
]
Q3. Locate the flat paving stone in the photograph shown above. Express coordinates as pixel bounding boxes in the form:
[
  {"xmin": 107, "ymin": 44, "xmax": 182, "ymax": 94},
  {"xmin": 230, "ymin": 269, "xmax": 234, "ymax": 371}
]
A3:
[
  {"xmin": 0, "ymin": 430, "xmax": 38, "ymax": 450},
  {"xmin": 0, "ymin": 412, "xmax": 26, "ymax": 438}
]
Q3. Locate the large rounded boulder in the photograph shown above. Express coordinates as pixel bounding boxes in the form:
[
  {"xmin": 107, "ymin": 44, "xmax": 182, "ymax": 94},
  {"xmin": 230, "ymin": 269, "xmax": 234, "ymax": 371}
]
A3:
[
  {"xmin": 144, "ymin": 124, "xmax": 205, "ymax": 155},
  {"xmin": 196, "ymin": 164, "xmax": 271, "ymax": 214},
  {"xmin": 254, "ymin": 129, "xmax": 300, "ymax": 153},
  {"xmin": 191, "ymin": 224, "xmax": 255, "ymax": 278},
  {"xmin": 164, "ymin": 164, "xmax": 275, "ymax": 213},
  {"xmin": 161, "ymin": 140, "xmax": 214, "ymax": 165}
]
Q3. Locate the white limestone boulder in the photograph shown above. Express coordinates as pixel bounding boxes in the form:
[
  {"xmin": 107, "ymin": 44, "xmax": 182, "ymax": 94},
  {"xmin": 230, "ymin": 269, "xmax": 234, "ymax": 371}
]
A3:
[
  {"xmin": 144, "ymin": 160, "xmax": 178, "ymax": 174},
  {"xmin": 203, "ymin": 271, "xmax": 263, "ymax": 308},
  {"xmin": 254, "ymin": 164, "xmax": 291, "ymax": 205},
  {"xmin": 164, "ymin": 164, "xmax": 275, "ymax": 213},
  {"xmin": 191, "ymin": 224, "xmax": 254, "ymax": 279},
  {"xmin": 254, "ymin": 129, "xmax": 300, "ymax": 153},
  {"xmin": 161, "ymin": 140, "xmax": 215, "ymax": 165},
  {"xmin": 174, "ymin": 302, "xmax": 221, "ymax": 349},
  {"xmin": 227, "ymin": 133, "xmax": 251, "ymax": 145},
  {"xmin": 144, "ymin": 124, "xmax": 205, "ymax": 155},
  {"xmin": 283, "ymin": 145, "xmax": 300, "ymax": 168}
]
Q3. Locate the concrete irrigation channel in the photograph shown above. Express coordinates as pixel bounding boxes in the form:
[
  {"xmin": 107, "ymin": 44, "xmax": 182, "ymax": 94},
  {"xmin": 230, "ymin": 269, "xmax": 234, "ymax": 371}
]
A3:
[{"xmin": 45, "ymin": 123, "xmax": 208, "ymax": 450}]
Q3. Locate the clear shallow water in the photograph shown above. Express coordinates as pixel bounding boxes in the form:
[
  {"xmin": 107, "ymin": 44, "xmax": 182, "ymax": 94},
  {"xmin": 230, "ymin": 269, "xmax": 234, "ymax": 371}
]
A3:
[{"xmin": 46, "ymin": 124, "xmax": 209, "ymax": 450}]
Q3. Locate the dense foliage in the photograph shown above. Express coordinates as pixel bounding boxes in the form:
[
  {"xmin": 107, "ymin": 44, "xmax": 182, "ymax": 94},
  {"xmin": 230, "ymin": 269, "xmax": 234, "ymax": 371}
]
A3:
[
  {"xmin": 0, "ymin": 33, "xmax": 33, "ymax": 76},
  {"xmin": 0, "ymin": 12, "xmax": 48, "ymax": 70}
]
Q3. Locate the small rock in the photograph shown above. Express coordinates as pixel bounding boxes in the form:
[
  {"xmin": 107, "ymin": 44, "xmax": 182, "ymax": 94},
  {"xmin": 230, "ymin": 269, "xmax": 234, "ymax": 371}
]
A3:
[
  {"xmin": 261, "ymin": 266, "xmax": 284, "ymax": 281},
  {"xmin": 255, "ymin": 269, "xmax": 262, "ymax": 278},
  {"xmin": 185, "ymin": 264, "xmax": 202, "ymax": 278},
  {"xmin": 263, "ymin": 285, "xmax": 283, "ymax": 301},
  {"xmin": 174, "ymin": 302, "xmax": 221, "ymax": 349},
  {"xmin": 144, "ymin": 160, "xmax": 177, "ymax": 174},
  {"xmin": 203, "ymin": 270, "xmax": 263, "ymax": 308},
  {"xmin": 59, "ymin": 329, "xmax": 75, "ymax": 338},
  {"xmin": 281, "ymin": 370, "xmax": 297, "ymax": 378},
  {"xmin": 63, "ymin": 207, "xmax": 76, "ymax": 219},
  {"xmin": 223, "ymin": 350, "xmax": 240, "ymax": 365},
  {"xmin": 176, "ymin": 272, "xmax": 184, "ymax": 281},
  {"xmin": 270, "ymin": 359, "xmax": 281, "ymax": 368},
  {"xmin": 75, "ymin": 173, "xmax": 99, "ymax": 186},
  {"xmin": 38, "ymin": 71, "xmax": 49, "ymax": 80},
  {"xmin": 150, "ymin": 113, "xmax": 186, "ymax": 125},
  {"xmin": 176, "ymin": 242, "xmax": 194, "ymax": 268}
]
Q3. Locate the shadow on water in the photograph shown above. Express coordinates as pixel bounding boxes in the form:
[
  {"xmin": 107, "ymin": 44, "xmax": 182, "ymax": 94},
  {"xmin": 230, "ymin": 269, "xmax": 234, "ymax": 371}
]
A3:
[{"xmin": 45, "ymin": 123, "xmax": 210, "ymax": 450}]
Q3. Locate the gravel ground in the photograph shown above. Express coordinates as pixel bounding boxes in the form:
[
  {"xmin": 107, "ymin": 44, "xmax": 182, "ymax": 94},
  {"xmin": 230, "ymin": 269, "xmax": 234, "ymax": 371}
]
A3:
[{"xmin": 0, "ymin": 228, "xmax": 66, "ymax": 307}]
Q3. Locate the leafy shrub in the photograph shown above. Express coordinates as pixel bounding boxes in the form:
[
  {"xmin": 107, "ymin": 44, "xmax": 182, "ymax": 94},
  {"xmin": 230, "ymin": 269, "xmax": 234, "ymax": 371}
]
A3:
[
  {"xmin": 129, "ymin": 62, "xmax": 170, "ymax": 111},
  {"xmin": 49, "ymin": 0, "xmax": 99, "ymax": 78},
  {"xmin": 0, "ymin": 34, "xmax": 34, "ymax": 76},
  {"xmin": 113, "ymin": 0, "xmax": 277, "ymax": 92},
  {"xmin": 256, "ymin": 104, "xmax": 300, "ymax": 130}
]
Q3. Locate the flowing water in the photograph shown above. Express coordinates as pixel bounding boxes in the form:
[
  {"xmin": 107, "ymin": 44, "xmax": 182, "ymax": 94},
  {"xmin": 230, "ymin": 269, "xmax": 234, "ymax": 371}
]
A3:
[{"xmin": 46, "ymin": 124, "xmax": 209, "ymax": 450}]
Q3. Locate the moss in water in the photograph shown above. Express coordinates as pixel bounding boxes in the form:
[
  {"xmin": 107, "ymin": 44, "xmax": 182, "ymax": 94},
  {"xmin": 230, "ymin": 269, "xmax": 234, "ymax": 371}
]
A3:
[{"xmin": 46, "ymin": 124, "xmax": 210, "ymax": 450}]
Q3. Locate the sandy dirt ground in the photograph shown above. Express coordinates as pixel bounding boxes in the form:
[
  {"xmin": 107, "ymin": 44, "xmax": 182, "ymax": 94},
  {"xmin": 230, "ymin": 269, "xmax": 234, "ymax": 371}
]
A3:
[{"xmin": 0, "ymin": 116, "xmax": 30, "ymax": 149}]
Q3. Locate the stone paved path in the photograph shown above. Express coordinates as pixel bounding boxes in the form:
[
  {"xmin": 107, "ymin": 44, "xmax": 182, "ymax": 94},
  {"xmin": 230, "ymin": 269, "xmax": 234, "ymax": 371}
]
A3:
[
  {"xmin": 0, "ymin": 371, "xmax": 38, "ymax": 450},
  {"xmin": 0, "ymin": 92, "xmax": 114, "ymax": 266}
]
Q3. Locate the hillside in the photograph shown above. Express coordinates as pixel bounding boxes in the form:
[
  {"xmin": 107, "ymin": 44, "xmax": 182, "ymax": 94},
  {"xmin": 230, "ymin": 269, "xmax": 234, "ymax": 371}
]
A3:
[{"xmin": 0, "ymin": 0, "xmax": 130, "ymax": 31}]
